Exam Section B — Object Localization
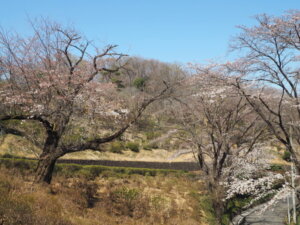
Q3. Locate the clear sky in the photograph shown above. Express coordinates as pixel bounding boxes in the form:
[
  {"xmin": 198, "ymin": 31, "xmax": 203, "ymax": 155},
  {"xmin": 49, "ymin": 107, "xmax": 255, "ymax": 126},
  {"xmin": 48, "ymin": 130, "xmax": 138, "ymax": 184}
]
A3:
[{"xmin": 0, "ymin": 0, "xmax": 299, "ymax": 64}]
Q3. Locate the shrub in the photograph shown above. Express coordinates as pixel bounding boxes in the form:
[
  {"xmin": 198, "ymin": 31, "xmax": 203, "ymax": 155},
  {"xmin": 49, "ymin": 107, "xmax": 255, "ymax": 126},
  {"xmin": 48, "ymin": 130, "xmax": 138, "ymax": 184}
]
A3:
[
  {"xmin": 150, "ymin": 195, "xmax": 167, "ymax": 211},
  {"xmin": 0, "ymin": 158, "xmax": 37, "ymax": 172},
  {"xmin": 135, "ymin": 118, "xmax": 156, "ymax": 131},
  {"xmin": 2, "ymin": 153, "xmax": 15, "ymax": 158},
  {"xmin": 133, "ymin": 77, "xmax": 147, "ymax": 90},
  {"xmin": 14, "ymin": 160, "xmax": 32, "ymax": 170},
  {"xmin": 143, "ymin": 142, "xmax": 159, "ymax": 150},
  {"xmin": 271, "ymin": 179, "xmax": 285, "ymax": 190},
  {"xmin": 282, "ymin": 150, "xmax": 291, "ymax": 162},
  {"xmin": 251, "ymin": 192, "xmax": 276, "ymax": 206},
  {"xmin": 107, "ymin": 187, "xmax": 149, "ymax": 218},
  {"xmin": 55, "ymin": 164, "xmax": 82, "ymax": 177},
  {"xmin": 113, "ymin": 187, "xmax": 140, "ymax": 202},
  {"xmin": 111, "ymin": 77, "xmax": 125, "ymax": 89},
  {"xmin": 87, "ymin": 166, "xmax": 106, "ymax": 178},
  {"xmin": 109, "ymin": 141, "xmax": 124, "ymax": 153},
  {"xmin": 269, "ymin": 164, "xmax": 284, "ymax": 172},
  {"xmin": 222, "ymin": 195, "xmax": 252, "ymax": 224},
  {"xmin": 145, "ymin": 131, "xmax": 161, "ymax": 140},
  {"xmin": 125, "ymin": 142, "xmax": 140, "ymax": 152}
]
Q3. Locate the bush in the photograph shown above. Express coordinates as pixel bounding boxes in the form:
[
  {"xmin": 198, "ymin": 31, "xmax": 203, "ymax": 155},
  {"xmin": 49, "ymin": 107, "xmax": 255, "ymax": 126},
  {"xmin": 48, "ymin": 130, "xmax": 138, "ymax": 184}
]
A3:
[
  {"xmin": 0, "ymin": 158, "xmax": 37, "ymax": 172},
  {"xmin": 133, "ymin": 77, "xmax": 147, "ymax": 90},
  {"xmin": 143, "ymin": 142, "xmax": 159, "ymax": 150},
  {"xmin": 2, "ymin": 153, "xmax": 15, "ymax": 158},
  {"xmin": 150, "ymin": 195, "xmax": 166, "ymax": 210},
  {"xmin": 271, "ymin": 179, "xmax": 285, "ymax": 190},
  {"xmin": 14, "ymin": 160, "xmax": 32, "ymax": 170},
  {"xmin": 135, "ymin": 118, "xmax": 156, "ymax": 131},
  {"xmin": 252, "ymin": 192, "xmax": 276, "ymax": 206},
  {"xmin": 269, "ymin": 164, "xmax": 284, "ymax": 172},
  {"xmin": 109, "ymin": 141, "xmax": 124, "ymax": 153},
  {"xmin": 222, "ymin": 195, "xmax": 252, "ymax": 224},
  {"xmin": 111, "ymin": 77, "xmax": 125, "ymax": 89},
  {"xmin": 282, "ymin": 150, "xmax": 291, "ymax": 162},
  {"xmin": 145, "ymin": 131, "xmax": 161, "ymax": 140},
  {"xmin": 125, "ymin": 142, "xmax": 140, "ymax": 152},
  {"xmin": 55, "ymin": 164, "xmax": 82, "ymax": 177},
  {"xmin": 107, "ymin": 187, "xmax": 149, "ymax": 218}
]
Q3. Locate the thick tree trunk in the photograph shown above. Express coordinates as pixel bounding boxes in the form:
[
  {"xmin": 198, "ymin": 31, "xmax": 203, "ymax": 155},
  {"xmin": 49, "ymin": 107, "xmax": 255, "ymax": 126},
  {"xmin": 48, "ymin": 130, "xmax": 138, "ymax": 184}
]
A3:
[
  {"xmin": 208, "ymin": 182, "xmax": 224, "ymax": 224},
  {"xmin": 34, "ymin": 128, "xmax": 62, "ymax": 184},
  {"xmin": 35, "ymin": 153, "xmax": 60, "ymax": 184}
]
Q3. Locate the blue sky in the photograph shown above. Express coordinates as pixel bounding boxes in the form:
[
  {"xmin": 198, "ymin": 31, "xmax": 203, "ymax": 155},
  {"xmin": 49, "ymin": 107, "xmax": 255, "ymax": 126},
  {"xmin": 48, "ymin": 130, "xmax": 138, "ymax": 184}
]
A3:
[{"xmin": 0, "ymin": 0, "xmax": 299, "ymax": 64}]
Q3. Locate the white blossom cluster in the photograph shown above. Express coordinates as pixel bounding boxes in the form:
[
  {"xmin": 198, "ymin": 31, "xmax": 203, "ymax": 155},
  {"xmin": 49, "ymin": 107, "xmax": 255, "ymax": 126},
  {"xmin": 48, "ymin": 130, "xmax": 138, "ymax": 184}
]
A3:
[
  {"xmin": 224, "ymin": 173, "xmax": 284, "ymax": 200},
  {"xmin": 222, "ymin": 145, "xmax": 291, "ymax": 212},
  {"xmin": 224, "ymin": 145, "xmax": 271, "ymax": 179},
  {"xmin": 29, "ymin": 104, "xmax": 45, "ymax": 114}
]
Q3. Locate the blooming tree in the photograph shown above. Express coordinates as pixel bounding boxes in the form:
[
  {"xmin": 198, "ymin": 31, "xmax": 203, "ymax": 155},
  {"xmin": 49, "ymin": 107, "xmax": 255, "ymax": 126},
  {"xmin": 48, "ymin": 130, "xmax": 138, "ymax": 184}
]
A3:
[
  {"xmin": 169, "ymin": 67, "xmax": 268, "ymax": 219},
  {"xmin": 224, "ymin": 146, "xmax": 285, "ymax": 202},
  {"xmin": 175, "ymin": 68, "xmax": 266, "ymax": 180},
  {"xmin": 0, "ymin": 20, "xmax": 175, "ymax": 183},
  {"xmin": 228, "ymin": 10, "xmax": 300, "ymax": 171}
]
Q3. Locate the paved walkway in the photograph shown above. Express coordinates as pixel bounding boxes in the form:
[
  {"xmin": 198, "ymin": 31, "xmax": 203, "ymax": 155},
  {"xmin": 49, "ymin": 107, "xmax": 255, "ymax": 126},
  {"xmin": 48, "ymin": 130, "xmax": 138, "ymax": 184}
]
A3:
[
  {"xmin": 232, "ymin": 196, "xmax": 291, "ymax": 225},
  {"xmin": 243, "ymin": 198, "xmax": 288, "ymax": 225}
]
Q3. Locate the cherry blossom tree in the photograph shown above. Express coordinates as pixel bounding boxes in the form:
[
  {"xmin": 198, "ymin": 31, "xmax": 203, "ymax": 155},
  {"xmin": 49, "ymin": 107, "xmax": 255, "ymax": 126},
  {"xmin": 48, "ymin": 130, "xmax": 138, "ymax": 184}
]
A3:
[
  {"xmin": 169, "ymin": 67, "xmax": 267, "ymax": 220},
  {"xmin": 0, "ymin": 19, "xmax": 175, "ymax": 184},
  {"xmin": 227, "ymin": 10, "xmax": 300, "ymax": 171}
]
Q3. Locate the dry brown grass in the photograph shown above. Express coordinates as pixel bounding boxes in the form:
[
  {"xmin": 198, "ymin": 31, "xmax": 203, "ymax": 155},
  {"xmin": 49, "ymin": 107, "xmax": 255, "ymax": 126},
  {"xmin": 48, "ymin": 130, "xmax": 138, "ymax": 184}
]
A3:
[
  {"xmin": 0, "ymin": 134, "xmax": 195, "ymax": 162},
  {"xmin": 0, "ymin": 167, "xmax": 214, "ymax": 225},
  {"xmin": 0, "ymin": 134, "xmax": 40, "ymax": 158}
]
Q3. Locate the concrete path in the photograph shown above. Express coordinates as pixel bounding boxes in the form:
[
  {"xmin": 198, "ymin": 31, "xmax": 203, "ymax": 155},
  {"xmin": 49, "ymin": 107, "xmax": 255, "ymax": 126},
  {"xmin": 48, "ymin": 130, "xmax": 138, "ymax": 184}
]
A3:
[
  {"xmin": 243, "ymin": 198, "xmax": 287, "ymax": 225},
  {"xmin": 232, "ymin": 196, "xmax": 291, "ymax": 225}
]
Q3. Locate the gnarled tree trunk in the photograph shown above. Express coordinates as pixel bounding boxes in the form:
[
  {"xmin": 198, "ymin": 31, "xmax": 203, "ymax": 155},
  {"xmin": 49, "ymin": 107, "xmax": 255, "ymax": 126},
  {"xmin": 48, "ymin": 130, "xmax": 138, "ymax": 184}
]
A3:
[
  {"xmin": 34, "ymin": 131, "xmax": 63, "ymax": 184},
  {"xmin": 35, "ymin": 153, "xmax": 60, "ymax": 184}
]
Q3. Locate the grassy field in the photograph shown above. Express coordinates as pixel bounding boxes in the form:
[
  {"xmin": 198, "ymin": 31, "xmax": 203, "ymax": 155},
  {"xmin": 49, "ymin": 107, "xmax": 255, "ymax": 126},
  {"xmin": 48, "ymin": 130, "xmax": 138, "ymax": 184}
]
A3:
[
  {"xmin": 0, "ymin": 134, "xmax": 290, "ymax": 225},
  {"xmin": 0, "ymin": 157, "xmax": 218, "ymax": 225}
]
